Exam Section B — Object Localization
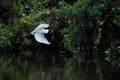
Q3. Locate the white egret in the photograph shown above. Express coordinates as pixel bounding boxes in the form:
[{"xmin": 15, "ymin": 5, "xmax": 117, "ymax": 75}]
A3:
[{"xmin": 31, "ymin": 23, "xmax": 50, "ymax": 45}]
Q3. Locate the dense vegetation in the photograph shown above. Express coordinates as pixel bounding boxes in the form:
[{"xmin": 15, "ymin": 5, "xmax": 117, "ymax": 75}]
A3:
[{"xmin": 0, "ymin": 0, "xmax": 120, "ymax": 80}]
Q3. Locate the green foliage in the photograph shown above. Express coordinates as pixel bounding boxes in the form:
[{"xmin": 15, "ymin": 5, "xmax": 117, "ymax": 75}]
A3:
[
  {"xmin": 65, "ymin": 56, "xmax": 81, "ymax": 80},
  {"xmin": 59, "ymin": 0, "xmax": 120, "ymax": 80},
  {"xmin": 63, "ymin": 25, "xmax": 80, "ymax": 53},
  {"xmin": 62, "ymin": 0, "xmax": 120, "ymax": 58},
  {"xmin": 0, "ymin": 26, "xmax": 22, "ymax": 53},
  {"xmin": 0, "ymin": 0, "xmax": 120, "ymax": 80},
  {"xmin": 105, "ymin": 42, "xmax": 120, "ymax": 69},
  {"xmin": 0, "ymin": 0, "xmax": 22, "ymax": 24},
  {"xmin": 0, "ymin": 55, "xmax": 65, "ymax": 80}
]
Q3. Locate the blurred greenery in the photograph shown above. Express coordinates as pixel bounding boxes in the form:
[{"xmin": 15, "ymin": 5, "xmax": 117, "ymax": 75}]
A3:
[{"xmin": 0, "ymin": 0, "xmax": 120, "ymax": 80}]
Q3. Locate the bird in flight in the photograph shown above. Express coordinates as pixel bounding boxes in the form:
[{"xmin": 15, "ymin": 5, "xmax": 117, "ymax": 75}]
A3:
[{"xmin": 31, "ymin": 23, "xmax": 50, "ymax": 45}]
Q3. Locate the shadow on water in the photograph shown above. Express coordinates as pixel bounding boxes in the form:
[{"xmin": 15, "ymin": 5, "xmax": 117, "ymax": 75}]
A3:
[
  {"xmin": 0, "ymin": 50, "xmax": 69, "ymax": 80},
  {"xmin": 0, "ymin": 31, "xmax": 71, "ymax": 80},
  {"xmin": 0, "ymin": 31, "xmax": 119, "ymax": 80}
]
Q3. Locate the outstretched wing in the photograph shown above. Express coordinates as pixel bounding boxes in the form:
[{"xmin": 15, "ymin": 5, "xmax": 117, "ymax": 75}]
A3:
[
  {"xmin": 34, "ymin": 33, "xmax": 50, "ymax": 45},
  {"xmin": 35, "ymin": 23, "xmax": 49, "ymax": 30}
]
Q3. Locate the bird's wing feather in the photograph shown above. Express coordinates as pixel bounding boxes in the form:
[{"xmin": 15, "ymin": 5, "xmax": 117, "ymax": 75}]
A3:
[
  {"xmin": 34, "ymin": 33, "xmax": 50, "ymax": 44},
  {"xmin": 35, "ymin": 24, "xmax": 49, "ymax": 30}
]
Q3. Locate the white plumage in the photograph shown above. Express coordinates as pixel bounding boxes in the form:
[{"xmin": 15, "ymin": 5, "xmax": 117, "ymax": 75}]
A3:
[{"xmin": 31, "ymin": 23, "xmax": 50, "ymax": 44}]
